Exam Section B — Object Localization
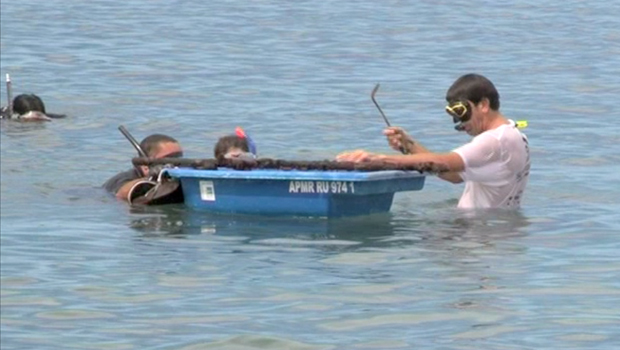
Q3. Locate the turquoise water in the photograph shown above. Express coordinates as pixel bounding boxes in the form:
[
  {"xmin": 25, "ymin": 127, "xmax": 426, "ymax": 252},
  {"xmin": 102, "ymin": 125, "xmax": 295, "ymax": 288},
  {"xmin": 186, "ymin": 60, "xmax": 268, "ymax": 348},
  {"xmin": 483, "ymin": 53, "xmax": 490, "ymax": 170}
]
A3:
[{"xmin": 1, "ymin": 0, "xmax": 619, "ymax": 349}]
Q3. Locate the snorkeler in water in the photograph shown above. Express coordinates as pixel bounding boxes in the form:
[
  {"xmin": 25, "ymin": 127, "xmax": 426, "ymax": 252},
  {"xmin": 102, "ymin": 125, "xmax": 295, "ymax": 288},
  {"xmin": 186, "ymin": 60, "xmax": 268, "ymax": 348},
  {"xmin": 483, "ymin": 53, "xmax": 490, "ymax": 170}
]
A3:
[{"xmin": 1, "ymin": 74, "xmax": 67, "ymax": 121}]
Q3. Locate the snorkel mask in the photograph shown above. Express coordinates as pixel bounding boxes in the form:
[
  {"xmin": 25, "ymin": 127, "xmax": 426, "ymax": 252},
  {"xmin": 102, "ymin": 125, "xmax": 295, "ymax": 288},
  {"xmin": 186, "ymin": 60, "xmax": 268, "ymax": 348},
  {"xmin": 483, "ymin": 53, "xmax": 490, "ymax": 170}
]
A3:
[
  {"xmin": 445, "ymin": 100, "xmax": 472, "ymax": 131},
  {"xmin": 234, "ymin": 127, "xmax": 257, "ymax": 159}
]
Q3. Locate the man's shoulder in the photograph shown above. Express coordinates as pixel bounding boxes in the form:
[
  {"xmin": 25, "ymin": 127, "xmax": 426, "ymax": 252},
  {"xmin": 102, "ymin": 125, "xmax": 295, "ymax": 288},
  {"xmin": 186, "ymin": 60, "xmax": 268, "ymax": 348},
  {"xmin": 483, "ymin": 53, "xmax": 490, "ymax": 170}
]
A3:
[
  {"xmin": 465, "ymin": 130, "xmax": 502, "ymax": 150},
  {"xmin": 467, "ymin": 123, "xmax": 522, "ymax": 150},
  {"xmin": 102, "ymin": 168, "xmax": 141, "ymax": 194}
]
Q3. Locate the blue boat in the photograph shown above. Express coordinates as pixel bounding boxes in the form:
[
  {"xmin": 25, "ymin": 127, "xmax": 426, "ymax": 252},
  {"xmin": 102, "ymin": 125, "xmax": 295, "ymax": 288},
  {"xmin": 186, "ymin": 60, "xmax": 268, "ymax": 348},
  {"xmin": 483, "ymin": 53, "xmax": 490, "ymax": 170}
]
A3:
[{"xmin": 164, "ymin": 168, "xmax": 426, "ymax": 217}]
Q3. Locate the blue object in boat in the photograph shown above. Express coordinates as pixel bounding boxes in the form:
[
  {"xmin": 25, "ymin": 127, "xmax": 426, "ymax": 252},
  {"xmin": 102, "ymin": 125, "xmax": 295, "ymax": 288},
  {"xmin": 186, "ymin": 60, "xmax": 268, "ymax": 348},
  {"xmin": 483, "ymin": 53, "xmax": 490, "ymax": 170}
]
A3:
[
  {"xmin": 163, "ymin": 168, "xmax": 426, "ymax": 217},
  {"xmin": 235, "ymin": 127, "xmax": 257, "ymax": 156}
]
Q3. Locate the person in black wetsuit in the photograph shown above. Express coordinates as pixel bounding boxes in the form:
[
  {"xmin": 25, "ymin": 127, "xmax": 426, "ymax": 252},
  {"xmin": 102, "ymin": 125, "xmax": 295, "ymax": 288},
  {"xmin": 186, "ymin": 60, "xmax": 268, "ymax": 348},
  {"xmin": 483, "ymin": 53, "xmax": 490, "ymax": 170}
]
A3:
[{"xmin": 103, "ymin": 134, "xmax": 184, "ymax": 203}]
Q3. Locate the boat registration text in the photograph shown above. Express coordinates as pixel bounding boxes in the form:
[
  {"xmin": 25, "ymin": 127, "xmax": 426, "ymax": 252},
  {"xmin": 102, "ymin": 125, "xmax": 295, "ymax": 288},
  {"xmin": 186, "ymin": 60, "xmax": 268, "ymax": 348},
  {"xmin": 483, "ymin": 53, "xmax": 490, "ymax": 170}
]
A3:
[{"xmin": 288, "ymin": 181, "xmax": 355, "ymax": 194}]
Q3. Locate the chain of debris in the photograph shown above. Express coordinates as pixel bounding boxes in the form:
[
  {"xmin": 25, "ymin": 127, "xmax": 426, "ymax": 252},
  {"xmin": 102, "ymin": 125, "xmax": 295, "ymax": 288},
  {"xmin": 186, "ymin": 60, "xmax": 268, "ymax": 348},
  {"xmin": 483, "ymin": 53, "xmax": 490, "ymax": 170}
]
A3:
[{"xmin": 132, "ymin": 157, "xmax": 449, "ymax": 173}]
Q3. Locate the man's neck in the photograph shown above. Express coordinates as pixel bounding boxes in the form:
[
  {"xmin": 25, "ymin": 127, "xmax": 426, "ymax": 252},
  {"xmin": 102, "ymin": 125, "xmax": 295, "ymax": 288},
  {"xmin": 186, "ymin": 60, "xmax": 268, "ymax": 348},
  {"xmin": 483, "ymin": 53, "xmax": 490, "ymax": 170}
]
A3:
[{"xmin": 485, "ymin": 111, "xmax": 509, "ymax": 130}]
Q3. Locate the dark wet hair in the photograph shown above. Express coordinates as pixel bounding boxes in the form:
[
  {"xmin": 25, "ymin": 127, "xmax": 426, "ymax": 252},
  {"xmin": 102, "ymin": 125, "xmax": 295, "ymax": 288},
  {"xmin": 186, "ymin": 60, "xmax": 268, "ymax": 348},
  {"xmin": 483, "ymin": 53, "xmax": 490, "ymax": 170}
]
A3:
[
  {"xmin": 446, "ymin": 74, "xmax": 500, "ymax": 110},
  {"xmin": 140, "ymin": 134, "xmax": 180, "ymax": 157},
  {"xmin": 10, "ymin": 93, "xmax": 67, "ymax": 118},
  {"xmin": 12, "ymin": 94, "xmax": 46, "ymax": 115},
  {"xmin": 214, "ymin": 135, "xmax": 249, "ymax": 160}
]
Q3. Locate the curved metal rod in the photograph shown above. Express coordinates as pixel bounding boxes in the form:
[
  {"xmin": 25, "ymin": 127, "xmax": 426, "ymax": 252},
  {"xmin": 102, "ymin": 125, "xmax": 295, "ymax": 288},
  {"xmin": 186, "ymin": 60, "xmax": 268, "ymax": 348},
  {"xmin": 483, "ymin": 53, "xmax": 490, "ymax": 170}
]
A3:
[
  {"xmin": 370, "ymin": 83, "xmax": 408, "ymax": 154},
  {"xmin": 371, "ymin": 83, "xmax": 391, "ymax": 127},
  {"xmin": 118, "ymin": 125, "xmax": 147, "ymax": 157}
]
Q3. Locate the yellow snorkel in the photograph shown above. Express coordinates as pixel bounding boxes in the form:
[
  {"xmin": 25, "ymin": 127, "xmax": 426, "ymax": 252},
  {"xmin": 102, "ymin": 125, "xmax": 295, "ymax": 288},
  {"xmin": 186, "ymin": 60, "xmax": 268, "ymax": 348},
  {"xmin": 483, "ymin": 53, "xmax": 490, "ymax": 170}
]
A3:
[{"xmin": 515, "ymin": 120, "xmax": 528, "ymax": 128}]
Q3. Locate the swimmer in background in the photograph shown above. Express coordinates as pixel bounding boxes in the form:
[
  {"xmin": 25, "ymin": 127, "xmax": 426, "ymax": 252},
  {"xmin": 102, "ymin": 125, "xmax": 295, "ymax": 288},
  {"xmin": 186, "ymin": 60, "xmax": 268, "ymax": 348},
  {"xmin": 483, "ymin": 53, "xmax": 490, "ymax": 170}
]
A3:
[{"xmin": 1, "ymin": 74, "xmax": 66, "ymax": 121}]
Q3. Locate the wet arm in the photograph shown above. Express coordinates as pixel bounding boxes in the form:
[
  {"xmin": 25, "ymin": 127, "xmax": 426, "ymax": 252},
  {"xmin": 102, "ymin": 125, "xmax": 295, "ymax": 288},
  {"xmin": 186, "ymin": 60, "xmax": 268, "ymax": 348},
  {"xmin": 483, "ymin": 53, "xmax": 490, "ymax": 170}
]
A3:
[
  {"xmin": 116, "ymin": 178, "xmax": 148, "ymax": 201},
  {"xmin": 437, "ymin": 171, "xmax": 463, "ymax": 184},
  {"xmin": 379, "ymin": 152, "xmax": 464, "ymax": 184},
  {"xmin": 403, "ymin": 142, "xmax": 462, "ymax": 183},
  {"xmin": 406, "ymin": 140, "xmax": 431, "ymax": 155}
]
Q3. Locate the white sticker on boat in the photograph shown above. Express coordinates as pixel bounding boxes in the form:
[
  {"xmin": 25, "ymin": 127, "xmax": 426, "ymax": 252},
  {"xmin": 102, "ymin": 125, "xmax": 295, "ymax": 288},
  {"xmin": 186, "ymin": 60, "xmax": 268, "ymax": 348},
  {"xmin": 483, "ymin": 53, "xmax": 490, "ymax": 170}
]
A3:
[{"xmin": 200, "ymin": 181, "xmax": 215, "ymax": 201}]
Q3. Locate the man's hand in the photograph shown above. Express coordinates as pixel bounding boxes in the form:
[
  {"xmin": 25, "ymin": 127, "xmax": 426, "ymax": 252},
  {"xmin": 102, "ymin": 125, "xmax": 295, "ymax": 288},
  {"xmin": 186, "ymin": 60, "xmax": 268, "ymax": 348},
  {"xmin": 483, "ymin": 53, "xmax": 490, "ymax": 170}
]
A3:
[
  {"xmin": 224, "ymin": 151, "xmax": 256, "ymax": 162},
  {"xmin": 147, "ymin": 164, "xmax": 166, "ymax": 180},
  {"xmin": 336, "ymin": 150, "xmax": 382, "ymax": 163},
  {"xmin": 383, "ymin": 127, "xmax": 415, "ymax": 153}
]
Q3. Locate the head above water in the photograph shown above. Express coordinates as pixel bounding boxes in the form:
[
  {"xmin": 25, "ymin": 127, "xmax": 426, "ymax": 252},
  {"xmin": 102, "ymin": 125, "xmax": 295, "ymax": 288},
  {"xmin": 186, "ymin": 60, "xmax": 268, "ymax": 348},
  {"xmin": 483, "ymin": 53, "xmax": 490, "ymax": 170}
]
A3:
[
  {"xmin": 3, "ymin": 93, "xmax": 67, "ymax": 120},
  {"xmin": 214, "ymin": 135, "xmax": 250, "ymax": 160},
  {"xmin": 140, "ymin": 134, "xmax": 183, "ymax": 158},
  {"xmin": 445, "ymin": 74, "xmax": 501, "ymax": 133},
  {"xmin": 12, "ymin": 94, "xmax": 46, "ymax": 115},
  {"xmin": 446, "ymin": 74, "xmax": 500, "ymax": 110}
]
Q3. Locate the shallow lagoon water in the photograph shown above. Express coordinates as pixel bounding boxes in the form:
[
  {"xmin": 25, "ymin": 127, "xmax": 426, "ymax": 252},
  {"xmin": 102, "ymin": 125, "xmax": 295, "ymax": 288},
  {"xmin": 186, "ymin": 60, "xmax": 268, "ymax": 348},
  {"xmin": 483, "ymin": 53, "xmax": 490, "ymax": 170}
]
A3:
[{"xmin": 1, "ymin": 0, "xmax": 619, "ymax": 349}]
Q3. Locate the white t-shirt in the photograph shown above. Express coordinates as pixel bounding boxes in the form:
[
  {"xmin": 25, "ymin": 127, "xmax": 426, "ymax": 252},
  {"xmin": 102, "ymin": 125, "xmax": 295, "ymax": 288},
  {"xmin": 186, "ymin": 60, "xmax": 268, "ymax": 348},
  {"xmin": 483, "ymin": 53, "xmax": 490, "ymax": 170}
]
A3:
[{"xmin": 452, "ymin": 120, "xmax": 530, "ymax": 209}]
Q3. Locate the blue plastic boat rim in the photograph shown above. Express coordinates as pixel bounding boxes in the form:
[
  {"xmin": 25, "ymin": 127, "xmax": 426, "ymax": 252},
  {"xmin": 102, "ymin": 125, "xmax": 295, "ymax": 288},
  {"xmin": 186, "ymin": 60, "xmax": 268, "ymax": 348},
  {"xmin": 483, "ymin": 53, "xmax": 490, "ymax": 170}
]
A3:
[{"xmin": 163, "ymin": 167, "xmax": 425, "ymax": 182}]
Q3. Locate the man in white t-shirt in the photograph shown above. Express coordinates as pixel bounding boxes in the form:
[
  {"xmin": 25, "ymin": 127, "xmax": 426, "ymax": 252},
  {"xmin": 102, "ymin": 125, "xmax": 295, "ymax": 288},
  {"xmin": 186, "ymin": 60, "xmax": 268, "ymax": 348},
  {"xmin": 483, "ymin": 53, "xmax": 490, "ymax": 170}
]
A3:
[{"xmin": 336, "ymin": 73, "xmax": 530, "ymax": 209}]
